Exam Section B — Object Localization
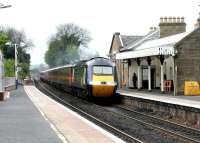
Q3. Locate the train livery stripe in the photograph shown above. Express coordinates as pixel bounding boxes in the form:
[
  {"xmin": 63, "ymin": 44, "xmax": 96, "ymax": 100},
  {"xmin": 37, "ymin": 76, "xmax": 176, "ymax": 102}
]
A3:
[{"xmin": 92, "ymin": 75, "xmax": 114, "ymax": 82}]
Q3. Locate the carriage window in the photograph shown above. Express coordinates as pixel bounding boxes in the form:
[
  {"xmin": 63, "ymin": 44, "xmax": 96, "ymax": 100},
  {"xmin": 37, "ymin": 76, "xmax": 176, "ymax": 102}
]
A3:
[{"xmin": 93, "ymin": 66, "xmax": 112, "ymax": 75}]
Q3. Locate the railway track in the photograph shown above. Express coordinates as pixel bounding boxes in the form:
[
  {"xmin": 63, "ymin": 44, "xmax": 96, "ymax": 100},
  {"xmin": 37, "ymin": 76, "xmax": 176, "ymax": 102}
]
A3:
[
  {"xmin": 35, "ymin": 80, "xmax": 200, "ymax": 143},
  {"xmin": 35, "ymin": 81, "xmax": 143, "ymax": 143},
  {"xmin": 106, "ymin": 105, "xmax": 200, "ymax": 143}
]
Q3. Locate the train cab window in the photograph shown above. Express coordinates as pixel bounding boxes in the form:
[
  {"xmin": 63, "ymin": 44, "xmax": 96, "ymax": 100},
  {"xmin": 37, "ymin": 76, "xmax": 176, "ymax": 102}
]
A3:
[{"xmin": 93, "ymin": 66, "xmax": 113, "ymax": 75}]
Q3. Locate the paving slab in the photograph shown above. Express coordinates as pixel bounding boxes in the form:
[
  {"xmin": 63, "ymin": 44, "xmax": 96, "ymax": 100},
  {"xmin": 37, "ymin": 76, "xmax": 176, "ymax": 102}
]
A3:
[
  {"xmin": 24, "ymin": 85, "xmax": 125, "ymax": 143},
  {"xmin": 0, "ymin": 86, "xmax": 62, "ymax": 143}
]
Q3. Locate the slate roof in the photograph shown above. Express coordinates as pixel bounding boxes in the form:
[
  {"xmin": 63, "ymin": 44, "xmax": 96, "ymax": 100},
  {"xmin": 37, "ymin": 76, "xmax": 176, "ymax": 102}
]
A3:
[
  {"xmin": 120, "ymin": 29, "xmax": 160, "ymax": 52},
  {"xmin": 120, "ymin": 35, "xmax": 143, "ymax": 48},
  {"xmin": 126, "ymin": 29, "xmax": 160, "ymax": 50},
  {"xmin": 109, "ymin": 29, "xmax": 160, "ymax": 55},
  {"xmin": 116, "ymin": 30, "xmax": 193, "ymax": 60}
]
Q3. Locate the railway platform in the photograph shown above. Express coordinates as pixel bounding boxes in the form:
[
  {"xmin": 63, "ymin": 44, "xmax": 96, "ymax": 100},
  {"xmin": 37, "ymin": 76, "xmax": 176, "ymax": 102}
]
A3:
[
  {"xmin": 0, "ymin": 86, "xmax": 61, "ymax": 143},
  {"xmin": 117, "ymin": 88, "xmax": 200, "ymax": 109},
  {"xmin": 24, "ymin": 85, "xmax": 124, "ymax": 143}
]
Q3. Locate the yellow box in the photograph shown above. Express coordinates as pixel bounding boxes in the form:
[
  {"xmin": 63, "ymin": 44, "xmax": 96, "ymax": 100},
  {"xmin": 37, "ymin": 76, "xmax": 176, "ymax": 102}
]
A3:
[{"xmin": 184, "ymin": 81, "xmax": 200, "ymax": 96}]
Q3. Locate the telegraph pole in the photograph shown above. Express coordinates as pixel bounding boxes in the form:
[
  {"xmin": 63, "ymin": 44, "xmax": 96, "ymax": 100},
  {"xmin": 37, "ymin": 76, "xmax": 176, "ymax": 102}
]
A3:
[{"xmin": 14, "ymin": 44, "xmax": 18, "ymax": 88}]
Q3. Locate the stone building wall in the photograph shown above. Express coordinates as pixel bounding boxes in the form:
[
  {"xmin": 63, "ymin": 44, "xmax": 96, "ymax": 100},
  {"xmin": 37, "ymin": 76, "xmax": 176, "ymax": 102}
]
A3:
[
  {"xmin": 109, "ymin": 33, "xmax": 123, "ymax": 88},
  {"xmin": 175, "ymin": 28, "xmax": 200, "ymax": 94}
]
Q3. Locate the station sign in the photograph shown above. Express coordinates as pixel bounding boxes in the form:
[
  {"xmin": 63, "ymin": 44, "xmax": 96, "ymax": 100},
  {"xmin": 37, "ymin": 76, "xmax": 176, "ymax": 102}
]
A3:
[{"xmin": 158, "ymin": 47, "xmax": 176, "ymax": 56}]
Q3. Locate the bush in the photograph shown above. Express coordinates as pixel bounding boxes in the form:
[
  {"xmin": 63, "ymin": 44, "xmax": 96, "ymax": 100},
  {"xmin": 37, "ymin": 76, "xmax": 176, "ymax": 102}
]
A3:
[{"xmin": 4, "ymin": 59, "xmax": 15, "ymax": 77}]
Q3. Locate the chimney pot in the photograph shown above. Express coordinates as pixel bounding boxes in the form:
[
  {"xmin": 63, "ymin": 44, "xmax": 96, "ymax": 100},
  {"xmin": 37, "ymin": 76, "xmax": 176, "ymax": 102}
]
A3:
[
  {"xmin": 168, "ymin": 17, "xmax": 172, "ymax": 23},
  {"xmin": 177, "ymin": 17, "xmax": 180, "ymax": 23},
  {"xmin": 173, "ymin": 17, "xmax": 176, "ymax": 23},
  {"xmin": 164, "ymin": 17, "xmax": 168, "ymax": 23},
  {"xmin": 160, "ymin": 17, "xmax": 164, "ymax": 23},
  {"xmin": 181, "ymin": 17, "xmax": 184, "ymax": 23}
]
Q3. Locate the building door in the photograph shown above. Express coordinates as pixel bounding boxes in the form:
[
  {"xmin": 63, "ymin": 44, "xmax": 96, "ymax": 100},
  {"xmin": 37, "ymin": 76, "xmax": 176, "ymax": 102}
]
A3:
[
  {"xmin": 142, "ymin": 67, "xmax": 148, "ymax": 89},
  {"xmin": 151, "ymin": 68, "xmax": 155, "ymax": 88},
  {"xmin": 142, "ymin": 66, "xmax": 155, "ymax": 89}
]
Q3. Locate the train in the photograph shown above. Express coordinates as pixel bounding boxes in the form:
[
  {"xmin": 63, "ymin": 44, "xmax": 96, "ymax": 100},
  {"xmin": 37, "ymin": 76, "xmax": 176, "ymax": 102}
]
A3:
[{"xmin": 40, "ymin": 57, "xmax": 118, "ymax": 99}]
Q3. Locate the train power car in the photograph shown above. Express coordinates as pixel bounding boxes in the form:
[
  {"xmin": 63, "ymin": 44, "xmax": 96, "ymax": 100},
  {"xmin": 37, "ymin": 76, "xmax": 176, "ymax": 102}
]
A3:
[{"xmin": 40, "ymin": 57, "xmax": 117, "ymax": 99}]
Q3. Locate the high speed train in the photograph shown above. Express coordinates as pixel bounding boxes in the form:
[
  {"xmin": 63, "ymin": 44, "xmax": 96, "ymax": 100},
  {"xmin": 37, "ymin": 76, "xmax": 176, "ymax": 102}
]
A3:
[{"xmin": 40, "ymin": 57, "xmax": 117, "ymax": 98}]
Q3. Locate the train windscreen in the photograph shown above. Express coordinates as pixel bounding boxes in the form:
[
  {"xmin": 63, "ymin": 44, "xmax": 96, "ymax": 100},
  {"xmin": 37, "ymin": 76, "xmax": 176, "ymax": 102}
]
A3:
[{"xmin": 93, "ymin": 66, "xmax": 113, "ymax": 75}]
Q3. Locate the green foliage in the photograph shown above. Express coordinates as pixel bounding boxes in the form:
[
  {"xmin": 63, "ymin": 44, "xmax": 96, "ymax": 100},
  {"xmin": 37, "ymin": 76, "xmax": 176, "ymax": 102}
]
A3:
[
  {"xmin": 18, "ymin": 63, "xmax": 29, "ymax": 79},
  {"xmin": 45, "ymin": 23, "xmax": 91, "ymax": 67},
  {"xmin": 0, "ymin": 33, "xmax": 8, "ymax": 44},
  {"xmin": 4, "ymin": 59, "xmax": 15, "ymax": 77},
  {"xmin": 0, "ymin": 33, "xmax": 11, "ymax": 59},
  {"xmin": 0, "ymin": 26, "xmax": 32, "ymax": 79}
]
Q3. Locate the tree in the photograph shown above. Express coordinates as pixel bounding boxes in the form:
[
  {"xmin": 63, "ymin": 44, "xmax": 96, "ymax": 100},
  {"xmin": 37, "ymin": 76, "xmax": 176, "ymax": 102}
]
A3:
[
  {"xmin": 18, "ymin": 63, "xmax": 29, "ymax": 79},
  {"xmin": 0, "ymin": 32, "xmax": 8, "ymax": 44},
  {"xmin": 79, "ymin": 46, "xmax": 99, "ymax": 60},
  {"xmin": 0, "ymin": 33, "xmax": 10, "ymax": 57},
  {"xmin": 0, "ymin": 27, "xmax": 33, "ymax": 78},
  {"xmin": 56, "ymin": 23, "xmax": 91, "ymax": 48},
  {"xmin": 45, "ymin": 23, "xmax": 91, "ymax": 67}
]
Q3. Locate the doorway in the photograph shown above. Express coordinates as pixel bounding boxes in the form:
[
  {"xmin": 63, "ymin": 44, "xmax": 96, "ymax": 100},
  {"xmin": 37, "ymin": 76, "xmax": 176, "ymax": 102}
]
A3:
[{"xmin": 141, "ymin": 66, "xmax": 155, "ymax": 89}]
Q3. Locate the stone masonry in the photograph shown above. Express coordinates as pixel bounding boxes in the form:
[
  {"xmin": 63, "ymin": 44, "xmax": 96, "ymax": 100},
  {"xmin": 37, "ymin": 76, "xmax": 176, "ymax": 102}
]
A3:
[
  {"xmin": 159, "ymin": 17, "xmax": 186, "ymax": 38},
  {"xmin": 175, "ymin": 28, "xmax": 200, "ymax": 94}
]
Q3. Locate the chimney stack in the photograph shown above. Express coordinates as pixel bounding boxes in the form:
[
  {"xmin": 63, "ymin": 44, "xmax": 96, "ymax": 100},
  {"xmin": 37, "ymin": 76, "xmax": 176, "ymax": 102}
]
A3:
[{"xmin": 159, "ymin": 16, "xmax": 186, "ymax": 38}]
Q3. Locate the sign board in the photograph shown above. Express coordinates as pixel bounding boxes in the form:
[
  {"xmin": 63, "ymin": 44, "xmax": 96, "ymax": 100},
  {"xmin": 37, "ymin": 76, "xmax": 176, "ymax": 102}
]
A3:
[
  {"xmin": 184, "ymin": 81, "xmax": 200, "ymax": 96},
  {"xmin": 158, "ymin": 47, "xmax": 175, "ymax": 56}
]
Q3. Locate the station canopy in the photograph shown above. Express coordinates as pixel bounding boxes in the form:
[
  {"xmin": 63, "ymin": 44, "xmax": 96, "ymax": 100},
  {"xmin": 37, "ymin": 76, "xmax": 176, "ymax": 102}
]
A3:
[{"xmin": 116, "ymin": 31, "xmax": 191, "ymax": 60}]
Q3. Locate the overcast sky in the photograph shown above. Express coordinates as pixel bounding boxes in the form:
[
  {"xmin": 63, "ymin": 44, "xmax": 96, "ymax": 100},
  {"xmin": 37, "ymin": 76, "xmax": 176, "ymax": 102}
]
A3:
[{"xmin": 0, "ymin": 0, "xmax": 199, "ymax": 65}]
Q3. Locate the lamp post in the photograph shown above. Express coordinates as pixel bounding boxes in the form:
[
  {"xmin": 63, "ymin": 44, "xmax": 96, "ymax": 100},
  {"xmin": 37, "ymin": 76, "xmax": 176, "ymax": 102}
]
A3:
[
  {"xmin": 5, "ymin": 42, "xmax": 24, "ymax": 89},
  {"xmin": 14, "ymin": 44, "xmax": 18, "ymax": 88}
]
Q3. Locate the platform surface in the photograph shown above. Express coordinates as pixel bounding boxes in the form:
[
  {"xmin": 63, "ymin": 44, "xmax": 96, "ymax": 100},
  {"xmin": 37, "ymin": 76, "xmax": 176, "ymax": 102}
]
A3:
[
  {"xmin": 117, "ymin": 88, "xmax": 200, "ymax": 109},
  {"xmin": 24, "ymin": 85, "xmax": 124, "ymax": 143},
  {"xmin": 0, "ymin": 86, "xmax": 62, "ymax": 143}
]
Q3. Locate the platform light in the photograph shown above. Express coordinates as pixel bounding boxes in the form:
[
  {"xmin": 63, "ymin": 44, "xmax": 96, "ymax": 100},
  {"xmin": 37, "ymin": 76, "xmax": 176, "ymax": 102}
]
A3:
[{"xmin": 5, "ymin": 42, "xmax": 27, "ymax": 89}]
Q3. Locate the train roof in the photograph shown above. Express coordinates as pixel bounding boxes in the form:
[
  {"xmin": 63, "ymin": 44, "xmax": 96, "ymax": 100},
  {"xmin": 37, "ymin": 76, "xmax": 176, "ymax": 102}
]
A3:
[
  {"xmin": 88, "ymin": 57, "xmax": 109, "ymax": 61},
  {"xmin": 41, "ymin": 64, "xmax": 74, "ymax": 73},
  {"xmin": 41, "ymin": 57, "xmax": 114, "ymax": 73},
  {"xmin": 87, "ymin": 57, "xmax": 115, "ymax": 66},
  {"xmin": 74, "ymin": 57, "xmax": 113, "ymax": 66}
]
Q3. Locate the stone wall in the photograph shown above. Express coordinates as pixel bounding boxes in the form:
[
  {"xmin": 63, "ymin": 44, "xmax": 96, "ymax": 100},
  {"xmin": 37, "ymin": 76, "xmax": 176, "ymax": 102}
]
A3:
[
  {"xmin": 109, "ymin": 33, "xmax": 123, "ymax": 88},
  {"xmin": 121, "ymin": 95, "xmax": 200, "ymax": 129},
  {"xmin": 175, "ymin": 28, "xmax": 200, "ymax": 94}
]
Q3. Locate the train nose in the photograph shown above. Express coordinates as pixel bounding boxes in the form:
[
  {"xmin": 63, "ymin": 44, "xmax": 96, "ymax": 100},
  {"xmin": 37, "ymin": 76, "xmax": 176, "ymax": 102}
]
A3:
[
  {"xmin": 91, "ymin": 75, "xmax": 117, "ymax": 97},
  {"xmin": 91, "ymin": 82, "xmax": 116, "ymax": 97}
]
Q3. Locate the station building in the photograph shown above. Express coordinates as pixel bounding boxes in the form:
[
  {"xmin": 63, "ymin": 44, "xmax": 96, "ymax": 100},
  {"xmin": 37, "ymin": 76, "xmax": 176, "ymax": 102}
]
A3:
[{"xmin": 109, "ymin": 17, "xmax": 200, "ymax": 95}]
